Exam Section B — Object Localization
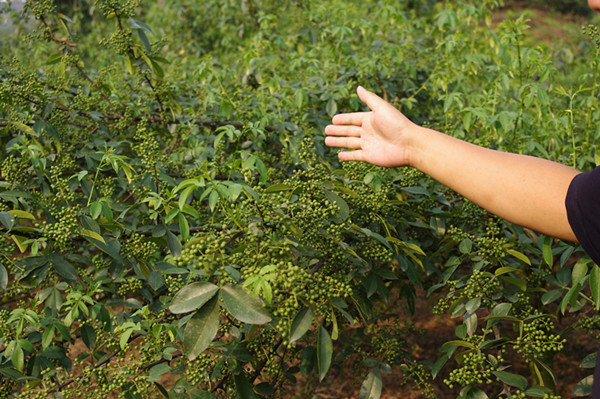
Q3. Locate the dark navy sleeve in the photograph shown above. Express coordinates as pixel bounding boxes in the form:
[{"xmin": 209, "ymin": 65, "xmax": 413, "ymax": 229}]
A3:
[{"xmin": 565, "ymin": 166, "xmax": 600, "ymax": 266}]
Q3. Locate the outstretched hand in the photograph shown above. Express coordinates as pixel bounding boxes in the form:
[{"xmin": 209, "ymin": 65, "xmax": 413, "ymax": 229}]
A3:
[{"xmin": 324, "ymin": 86, "xmax": 418, "ymax": 168}]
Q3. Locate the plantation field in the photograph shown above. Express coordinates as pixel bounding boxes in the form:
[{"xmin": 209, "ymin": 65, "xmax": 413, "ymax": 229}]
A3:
[{"xmin": 2, "ymin": 1, "xmax": 600, "ymax": 398}]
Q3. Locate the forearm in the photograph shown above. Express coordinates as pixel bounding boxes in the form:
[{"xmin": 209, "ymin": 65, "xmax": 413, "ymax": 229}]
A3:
[{"xmin": 409, "ymin": 127, "xmax": 581, "ymax": 242}]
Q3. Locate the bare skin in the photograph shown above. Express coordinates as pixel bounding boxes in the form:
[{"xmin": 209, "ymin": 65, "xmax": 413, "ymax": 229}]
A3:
[{"xmin": 324, "ymin": 86, "xmax": 581, "ymax": 242}]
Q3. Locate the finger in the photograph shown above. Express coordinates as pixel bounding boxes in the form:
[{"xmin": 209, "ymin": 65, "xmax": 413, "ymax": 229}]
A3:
[
  {"xmin": 324, "ymin": 136, "xmax": 362, "ymax": 149},
  {"xmin": 357, "ymin": 86, "xmax": 386, "ymax": 110},
  {"xmin": 331, "ymin": 112, "xmax": 368, "ymax": 126},
  {"xmin": 324, "ymin": 125, "xmax": 362, "ymax": 137},
  {"xmin": 338, "ymin": 150, "xmax": 365, "ymax": 162}
]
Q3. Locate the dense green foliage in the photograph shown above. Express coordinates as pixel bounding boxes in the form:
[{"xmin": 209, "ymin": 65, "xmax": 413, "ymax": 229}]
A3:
[{"xmin": 1, "ymin": 0, "xmax": 600, "ymax": 398}]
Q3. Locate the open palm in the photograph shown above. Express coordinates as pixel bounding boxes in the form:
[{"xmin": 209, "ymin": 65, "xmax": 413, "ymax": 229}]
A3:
[{"xmin": 324, "ymin": 86, "xmax": 417, "ymax": 168}]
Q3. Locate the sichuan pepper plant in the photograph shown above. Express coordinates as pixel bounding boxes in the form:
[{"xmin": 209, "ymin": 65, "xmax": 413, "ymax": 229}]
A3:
[{"xmin": 1, "ymin": 0, "xmax": 600, "ymax": 398}]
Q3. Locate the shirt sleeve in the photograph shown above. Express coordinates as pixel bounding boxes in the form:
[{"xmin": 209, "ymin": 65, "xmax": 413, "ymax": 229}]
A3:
[{"xmin": 565, "ymin": 166, "xmax": 600, "ymax": 265}]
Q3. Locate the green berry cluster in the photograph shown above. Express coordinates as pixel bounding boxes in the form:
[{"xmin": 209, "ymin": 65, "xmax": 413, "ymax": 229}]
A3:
[
  {"xmin": 186, "ymin": 353, "xmax": 216, "ymax": 387},
  {"xmin": 174, "ymin": 233, "xmax": 228, "ymax": 276},
  {"xmin": 464, "ymin": 270, "xmax": 500, "ymax": 305},
  {"xmin": 515, "ymin": 317, "xmax": 565, "ymax": 360},
  {"xmin": 579, "ymin": 315, "xmax": 600, "ymax": 338},
  {"xmin": 399, "ymin": 167, "xmax": 426, "ymax": 187},
  {"xmin": 101, "ymin": 30, "xmax": 134, "ymax": 56},
  {"xmin": 399, "ymin": 363, "xmax": 435, "ymax": 399},
  {"xmin": 39, "ymin": 206, "xmax": 78, "ymax": 251},
  {"xmin": 475, "ymin": 225, "xmax": 508, "ymax": 260},
  {"xmin": 0, "ymin": 309, "xmax": 10, "ymax": 338},
  {"xmin": 444, "ymin": 351, "xmax": 495, "ymax": 388},
  {"xmin": 1, "ymin": 155, "xmax": 29, "ymax": 186},
  {"xmin": 165, "ymin": 274, "xmax": 185, "ymax": 295},
  {"xmin": 124, "ymin": 233, "xmax": 158, "ymax": 264},
  {"xmin": 371, "ymin": 328, "xmax": 406, "ymax": 364},
  {"xmin": 118, "ymin": 277, "xmax": 143, "ymax": 296},
  {"xmin": 447, "ymin": 225, "xmax": 474, "ymax": 243},
  {"xmin": 133, "ymin": 122, "xmax": 170, "ymax": 173},
  {"xmin": 49, "ymin": 177, "xmax": 76, "ymax": 204},
  {"xmin": 0, "ymin": 238, "xmax": 15, "ymax": 259},
  {"xmin": 96, "ymin": 0, "xmax": 141, "ymax": 19}
]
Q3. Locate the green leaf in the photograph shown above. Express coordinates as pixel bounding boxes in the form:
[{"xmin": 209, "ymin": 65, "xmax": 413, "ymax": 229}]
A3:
[
  {"xmin": 208, "ymin": 190, "xmax": 219, "ymax": 212},
  {"xmin": 80, "ymin": 228, "xmax": 105, "ymax": 244},
  {"xmin": 507, "ymin": 249, "xmax": 531, "ymax": 265},
  {"xmin": 81, "ymin": 323, "xmax": 96, "ymax": 349},
  {"xmin": 169, "ymin": 282, "xmax": 219, "ymax": 314},
  {"xmin": 233, "ymin": 371, "xmax": 257, "ymax": 399},
  {"xmin": 178, "ymin": 212, "xmax": 190, "ymax": 242},
  {"xmin": 264, "ymin": 183, "xmax": 293, "ymax": 193},
  {"xmin": 11, "ymin": 343, "xmax": 24, "ymax": 371},
  {"xmin": 0, "ymin": 212, "xmax": 15, "ymax": 230},
  {"xmin": 323, "ymin": 189, "xmax": 349, "ymax": 221},
  {"xmin": 90, "ymin": 201, "xmax": 103, "ymax": 219},
  {"xmin": 166, "ymin": 230, "xmax": 182, "ymax": 257},
  {"xmin": 431, "ymin": 353, "xmax": 451, "ymax": 379},
  {"xmin": 189, "ymin": 391, "xmax": 217, "ymax": 399},
  {"xmin": 464, "ymin": 312, "xmax": 478, "ymax": 336},
  {"xmin": 465, "ymin": 387, "xmax": 488, "ymax": 399},
  {"xmin": 317, "ymin": 325, "xmax": 333, "ymax": 381},
  {"xmin": 50, "ymin": 254, "xmax": 78, "ymax": 283},
  {"xmin": 560, "ymin": 282, "xmax": 581, "ymax": 314},
  {"xmin": 220, "ymin": 285, "xmax": 271, "ymax": 324},
  {"xmin": 326, "ymin": 97, "xmax": 337, "ymax": 117},
  {"xmin": 541, "ymin": 288, "xmax": 563, "ymax": 305},
  {"xmin": 148, "ymin": 363, "xmax": 171, "ymax": 382},
  {"xmin": 137, "ymin": 29, "xmax": 152, "ymax": 53},
  {"xmin": 542, "ymin": 236, "xmax": 553, "ymax": 267},
  {"xmin": 572, "ymin": 259, "xmax": 589, "ymax": 286},
  {"xmin": 8, "ymin": 210, "xmax": 35, "ymax": 220},
  {"xmin": 359, "ymin": 368, "xmax": 382, "ymax": 399},
  {"xmin": 290, "ymin": 307, "xmax": 313, "ymax": 343},
  {"xmin": 591, "ymin": 265, "xmax": 600, "ymax": 310},
  {"xmin": 458, "ymin": 238, "xmax": 472, "ymax": 254},
  {"xmin": 524, "ymin": 386, "xmax": 552, "ymax": 397},
  {"xmin": 580, "ymin": 353, "xmax": 596, "ymax": 369},
  {"xmin": 42, "ymin": 325, "xmax": 55, "ymax": 349},
  {"xmin": 572, "ymin": 375, "xmax": 594, "ymax": 396},
  {"xmin": 83, "ymin": 236, "xmax": 123, "ymax": 262},
  {"xmin": 492, "ymin": 370, "xmax": 528, "ymax": 390},
  {"xmin": 184, "ymin": 296, "xmax": 220, "ymax": 359},
  {"xmin": 0, "ymin": 264, "xmax": 7, "ymax": 290}
]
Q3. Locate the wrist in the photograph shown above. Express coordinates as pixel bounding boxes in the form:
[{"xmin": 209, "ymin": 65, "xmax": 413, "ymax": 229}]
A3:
[{"xmin": 404, "ymin": 124, "xmax": 431, "ymax": 170}]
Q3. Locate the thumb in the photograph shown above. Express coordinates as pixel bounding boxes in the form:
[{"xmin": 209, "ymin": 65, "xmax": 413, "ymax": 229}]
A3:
[{"xmin": 357, "ymin": 86, "xmax": 386, "ymax": 110}]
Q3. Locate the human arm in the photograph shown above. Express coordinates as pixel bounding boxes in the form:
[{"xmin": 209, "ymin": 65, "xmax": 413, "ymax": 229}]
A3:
[{"xmin": 324, "ymin": 86, "xmax": 581, "ymax": 242}]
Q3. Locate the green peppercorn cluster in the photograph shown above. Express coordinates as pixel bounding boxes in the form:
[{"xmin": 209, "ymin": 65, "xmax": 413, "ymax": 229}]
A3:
[
  {"xmin": 371, "ymin": 328, "xmax": 406, "ymax": 364},
  {"xmin": 96, "ymin": 0, "xmax": 140, "ymax": 19},
  {"xmin": 399, "ymin": 167, "xmax": 426, "ymax": 187},
  {"xmin": 515, "ymin": 316, "xmax": 565, "ymax": 360},
  {"xmin": 1, "ymin": 155, "xmax": 29, "ymax": 186},
  {"xmin": 165, "ymin": 274, "xmax": 186, "ymax": 296},
  {"xmin": 475, "ymin": 225, "xmax": 509, "ymax": 260},
  {"xmin": 39, "ymin": 206, "xmax": 78, "ymax": 251},
  {"xmin": 0, "ymin": 309, "xmax": 10, "ymax": 338},
  {"xmin": 579, "ymin": 315, "xmax": 600, "ymax": 338},
  {"xmin": 186, "ymin": 353, "xmax": 216, "ymax": 387},
  {"xmin": 118, "ymin": 276, "xmax": 143, "ymax": 296},
  {"xmin": 124, "ymin": 233, "xmax": 158, "ymax": 264},
  {"xmin": 399, "ymin": 363, "xmax": 435, "ymax": 399},
  {"xmin": 0, "ymin": 238, "xmax": 15, "ymax": 259},
  {"xmin": 174, "ymin": 233, "xmax": 228, "ymax": 276},
  {"xmin": 133, "ymin": 121, "xmax": 170, "ymax": 173},
  {"xmin": 444, "ymin": 351, "xmax": 495, "ymax": 388}
]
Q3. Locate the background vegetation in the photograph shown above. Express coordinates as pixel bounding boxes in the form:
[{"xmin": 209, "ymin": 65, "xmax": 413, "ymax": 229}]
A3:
[{"xmin": 1, "ymin": 0, "xmax": 600, "ymax": 398}]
